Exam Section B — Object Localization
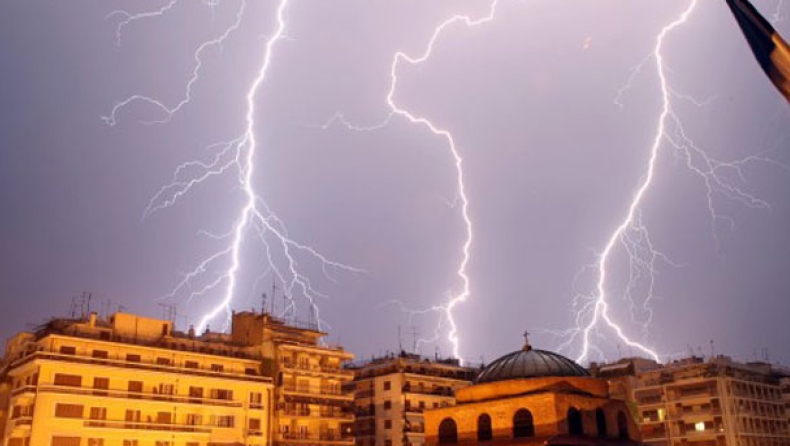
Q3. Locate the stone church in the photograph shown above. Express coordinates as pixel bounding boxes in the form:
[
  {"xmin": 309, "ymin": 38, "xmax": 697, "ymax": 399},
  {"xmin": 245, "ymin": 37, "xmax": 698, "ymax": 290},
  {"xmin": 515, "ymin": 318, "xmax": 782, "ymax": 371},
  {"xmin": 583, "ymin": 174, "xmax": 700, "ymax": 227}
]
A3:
[{"xmin": 423, "ymin": 337, "xmax": 642, "ymax": 446}]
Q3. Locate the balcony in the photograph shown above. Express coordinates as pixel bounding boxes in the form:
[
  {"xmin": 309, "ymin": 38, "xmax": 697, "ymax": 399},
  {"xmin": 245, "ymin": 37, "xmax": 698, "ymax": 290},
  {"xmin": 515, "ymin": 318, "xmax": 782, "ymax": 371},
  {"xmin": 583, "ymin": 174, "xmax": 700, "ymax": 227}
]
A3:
[
  {"xmin": 12, "ymin": 417, "xmax": 33, "ymax": 428},
  {"xmin": 84, "ymin": 420, "xmax": 212, "ymax": 434},
  {"xmin": 282, "ymin": 385, "xmax": 352, "ymax": 400},
  {"xmin": 37, "ymin": 384, "xmax": 242, "ymax": 408},
  {"xmin": 276, "ymin": 433, "xmax": 354, "ymax": 444},
  {"xmin": 402, "ymin": 385, "xmax": 454, "ymax": 397},
  {"xmin": 281, "ymin": 362, "xmax": 354, "ymax": 378},
  {"xmin": 279, "ymin": 409, "xmax": 354, "ymax": 420}
]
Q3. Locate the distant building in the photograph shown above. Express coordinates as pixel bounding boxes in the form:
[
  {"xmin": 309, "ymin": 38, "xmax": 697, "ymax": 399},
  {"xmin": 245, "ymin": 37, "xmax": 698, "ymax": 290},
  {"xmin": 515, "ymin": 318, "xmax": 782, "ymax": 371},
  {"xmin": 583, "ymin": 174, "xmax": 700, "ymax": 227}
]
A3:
[
  {"xmin": 0, "ymin": 311, "xmax": 272, "ymax": 446},
  {"xmin": 348, "ymin": 352, "xmax": 477, "ymax": 446},
  {"xmin": 423, "ymin": 337, "xmax": 642, "ymax": 446},
  {"xmin": 594, "ymin": 355, "xmax": 790, "ymax": 446},
  {"xmin": 0, "ymin": 309, "xmax": 356, "ymax": 446}
]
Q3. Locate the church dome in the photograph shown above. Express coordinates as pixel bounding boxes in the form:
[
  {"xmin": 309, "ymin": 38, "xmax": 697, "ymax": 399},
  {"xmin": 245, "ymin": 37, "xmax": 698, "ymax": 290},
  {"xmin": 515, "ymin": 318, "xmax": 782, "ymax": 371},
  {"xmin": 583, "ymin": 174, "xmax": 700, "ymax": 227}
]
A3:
[{"xmin": 475, "ymin": 342, "xmax": 590, "ymax": 384}]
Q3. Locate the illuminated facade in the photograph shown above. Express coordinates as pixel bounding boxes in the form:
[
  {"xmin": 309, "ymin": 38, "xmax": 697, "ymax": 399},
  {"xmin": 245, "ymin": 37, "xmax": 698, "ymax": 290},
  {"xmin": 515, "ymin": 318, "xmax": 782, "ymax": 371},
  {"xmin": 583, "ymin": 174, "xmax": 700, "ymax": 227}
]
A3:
[
  {"xmin": 230, "ymin": 312, "xmax": 356, "ymax": 446},
  {"xmin": 0, "ymin": 310, "xmax": 356, "ymax": 446},
  {"xmin": 0, "ymin": 312, "xmax": 272, "ymax": 446},
  {"xmin": 423, "ymin": 339, "xmax": 642, "ymax": 446},
  {"xmin": 596, "ymin": 356, "xmax": 790, "ymax": 446},
  {"xmin": 349, "ymin": 353, "xmax": 476, "ymax": 446}
]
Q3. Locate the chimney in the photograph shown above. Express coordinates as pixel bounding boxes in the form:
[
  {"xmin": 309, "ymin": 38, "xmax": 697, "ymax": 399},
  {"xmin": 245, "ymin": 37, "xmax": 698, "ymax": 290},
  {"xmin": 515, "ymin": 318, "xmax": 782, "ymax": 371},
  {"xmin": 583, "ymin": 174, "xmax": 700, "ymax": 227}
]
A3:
[{"xmin": 89, "ymin": 312, "xmax": 98, "ymax": 328}]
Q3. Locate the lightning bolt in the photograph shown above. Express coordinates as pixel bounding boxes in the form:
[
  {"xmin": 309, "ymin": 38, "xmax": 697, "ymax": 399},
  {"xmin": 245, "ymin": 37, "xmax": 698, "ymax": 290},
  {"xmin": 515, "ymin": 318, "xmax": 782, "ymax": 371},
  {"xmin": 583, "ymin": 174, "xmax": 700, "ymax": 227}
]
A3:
[
  {"xmin": 106, "ymin": 0, "xmax": 360, "ymax": 333},
  {"xmin": 324, "ymin": 1, "xmax": 505, "ymax": 361},
  {"xmin": 564, "ymin": 0, "xmax": 781, "ymax": 363}
]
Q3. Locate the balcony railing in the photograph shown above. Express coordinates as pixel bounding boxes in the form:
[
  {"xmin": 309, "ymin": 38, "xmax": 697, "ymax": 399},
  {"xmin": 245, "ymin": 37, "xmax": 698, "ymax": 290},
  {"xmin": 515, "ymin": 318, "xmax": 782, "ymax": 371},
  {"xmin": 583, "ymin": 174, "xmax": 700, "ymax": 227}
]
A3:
[
  {"xmin": 402, "ymin": 385, "xmax": 454, "ymax": 397},
  {"xmin": 280, "ymin": 363, "xmax": 353, "ymax": 376},
  {"xmin": 277, "ymin": 433, "xmax": 354, "ymax": 443},
  {"xmin": 282, "ymin": 385, "xmax": 351, "ymax": 399},
  {"xmin": 84, "ymin": 420, "xmax": 212, "ymax": 434},
  {"xmin": 280, "ymin": 409, "xmax": 353, "ymax": 420},
  {"xmin": 37, "ymin": 384, "xmax": 242, "ymax": 408}
]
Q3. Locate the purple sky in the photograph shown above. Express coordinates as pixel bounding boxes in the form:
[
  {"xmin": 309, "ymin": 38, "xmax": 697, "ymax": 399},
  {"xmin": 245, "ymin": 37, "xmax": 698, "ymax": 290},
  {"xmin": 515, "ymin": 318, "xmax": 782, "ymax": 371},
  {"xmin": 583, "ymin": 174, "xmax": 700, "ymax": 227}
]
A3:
[{"xmin": 2, "ymin": 0, "xmax": 790, "ymax": 366}]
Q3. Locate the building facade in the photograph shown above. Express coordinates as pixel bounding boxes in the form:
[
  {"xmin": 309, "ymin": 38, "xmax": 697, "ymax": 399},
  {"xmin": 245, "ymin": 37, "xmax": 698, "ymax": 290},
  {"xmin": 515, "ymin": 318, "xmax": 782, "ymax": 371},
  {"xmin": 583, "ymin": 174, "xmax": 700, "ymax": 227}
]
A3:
[
  {"xmin": 0, "ymin": 310, "xmax": 356, "ymax": 446},
  {"xmin": 596, "ymin": 356, "xmax": 790, "ymax": 446},
  {"xmin": 0, "ymin": 312, "xmax": 273, "ymax": 446},
  {"xmin": 230, "ymin": 312, "xmax": 356, "ymax": 446},
  {"xmin": 349, "ymin": 353, "xmax": 476, "ymax": 446}
]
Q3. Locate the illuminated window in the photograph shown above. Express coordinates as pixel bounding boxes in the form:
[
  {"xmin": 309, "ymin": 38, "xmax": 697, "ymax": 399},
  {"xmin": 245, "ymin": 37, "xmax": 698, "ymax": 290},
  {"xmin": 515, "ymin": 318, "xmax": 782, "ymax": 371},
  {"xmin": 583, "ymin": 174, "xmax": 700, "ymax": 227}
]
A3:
[
  {"xmin": 658, "ymin": 408, "xmax": 666, "ymax": 421},
  {"xmin": 695, "ymin": 422, "xmax": 706, "ymax": 432}
]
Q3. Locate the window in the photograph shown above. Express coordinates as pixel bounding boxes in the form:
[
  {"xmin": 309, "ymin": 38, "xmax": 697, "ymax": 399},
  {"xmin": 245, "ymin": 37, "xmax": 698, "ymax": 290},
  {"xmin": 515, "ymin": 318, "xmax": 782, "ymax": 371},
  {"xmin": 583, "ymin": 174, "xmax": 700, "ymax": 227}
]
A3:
[
  {"xmin": 211, "ymin": 364, "xmax": 224, "ymax": 372},
  {"xmin": 211, "ymin": 388, "xmax": 233, "ymax": 400},
  {"xmin": 246, "ymin": 367, "xmax": 257, "ymax": 375},
  {"xmin": 156, "ymin": 357, "xmax": 172, "ymax": 366},
  {"xmin": 51, "ymin": 437, "xmax": 81, "ymax": 446},
  {"xmin": 385, "ymin": 441, "xmax": 393, "ymax": 446},
  {"xmin": 59, "ymin": 346, "xmax": 76, "ymax": 355},
  {"xmin": 596, "ymin": 408, "xmax": 607, "ymax": 437},
  {"xmin": 419, "ymin": 401, "xmax": 425, "ymax": 410},
  {"xmin": 385, "ymin": 420, "xmax": 392, "ymax": 429},
  {"xmin": 122, "ymin": 441, "xmax": 139, "ymax": 446},
  {"xmin": 250, "ymin": 391, "xmax": 263, "ymax": 408},
  {"xmin": 55, "ymin": 404, "xmax": 84, "ymax": 419},
  {"xmin": 126, "ymin": 354, "xmax": 141, "ymax": 362},
  {"xmin": 513, "ymin": 408, "xmax": 535, "ymax": 438},
  {"xmin": 384, "ymin": 400, "xmax": 392, "ymax": 410},
  {"xmin": 87, "ymin": 439, "xmax": 104, "ymax": 446},
  {"xmin": 157, "ymin": 412, "xmax": 172, "ymax": 424},
  {"xmin": 214, "ymin": 415, "xmax": 235, "ymax": 428},
  {"xmin": 185, "ymin": 360, "xmax": 199, "ymax": 369},
  {"xmin": 54, "ymin": 374, "xmax": 82, "ymax": 387},
  {"xmin": 158, "ymin": 383, "xmax": 174, "ymax": 395},
  {"xmin": 384, "ymin": 381, "xmax": 391, "ymax": 391},
  {"xmin": 617, "ymin": 411, "xmax": 629, "ymax": 439},
  {"xmin": 92, "ymin": 350, "xmax": 108, "ymax": 359},
  {"xmin": 186, "ymin": 414, "xmax": 202, "ymax": 426},
  {"xmin": 477, "ymin": 413, "xmax": 493, "ymax": 442},
  {"xmin": 89, "ymin": 407, "xmax": 107, "ymax": 421},
  {"xmin": 250, "ymin": 418, "xmax": 262, "ymax": 430},
  {"xmin": 125, "ymin": 410, "xmax": 141, "ymax": 422},
  {"xmin": 155, "ymin": 442, "xmax": 171, "ymax": 446},
  {"xmin": 93, "ymin": 377, "xmax": 109, "ymax": 396},
  {"xmin": 128, "ymin": 381, "xmax": 143, "ymax": 397},
  {"xmin": 438, "ymin": 418, "xmax": 458, "ymax": 445},
  {"xmin": 568, "ymin": 407, "xmax": 583, "ymax": 436}
]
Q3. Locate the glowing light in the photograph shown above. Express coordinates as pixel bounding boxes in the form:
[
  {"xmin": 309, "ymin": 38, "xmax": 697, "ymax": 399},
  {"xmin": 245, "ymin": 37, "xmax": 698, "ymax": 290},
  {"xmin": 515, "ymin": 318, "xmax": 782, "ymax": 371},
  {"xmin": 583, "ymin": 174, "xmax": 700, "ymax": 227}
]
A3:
[
  {"xmin": 566, "ymin": 0, "xmax": 776, "ymax": 363},
  {"xmin": 106, "ymin": 0, "xmax": 360, "ymax": 333}
]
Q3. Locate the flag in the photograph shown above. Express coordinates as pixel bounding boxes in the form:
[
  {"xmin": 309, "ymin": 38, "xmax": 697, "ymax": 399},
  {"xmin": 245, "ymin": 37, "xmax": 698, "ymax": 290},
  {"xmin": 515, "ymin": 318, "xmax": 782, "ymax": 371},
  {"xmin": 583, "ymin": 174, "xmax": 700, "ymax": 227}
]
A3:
[{"xmin": 725, "ymin": 0, "xmax": 790, "ymax": 102}]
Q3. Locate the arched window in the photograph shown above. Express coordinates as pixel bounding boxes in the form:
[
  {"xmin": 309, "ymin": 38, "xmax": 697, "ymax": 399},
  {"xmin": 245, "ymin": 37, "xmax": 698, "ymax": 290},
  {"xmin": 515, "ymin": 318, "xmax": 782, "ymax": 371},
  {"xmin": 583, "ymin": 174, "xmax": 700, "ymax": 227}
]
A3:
[
  {"xmin": 568, "ymin": 407, "xmax": 583, "ymax": 436},
  {"xmin": 513, "ymin": 408, "xmax": 535, "ymax": 438},
  {"xmin": 439, "ymin": 418, "xmax": 458, "ymax": 445},
  {"xmin": 617, "ymin": 411, "xmax": 629, "ymax": 439},
  {"xmin": 477, "ymin": 413, "xmax": 493, "ymax": 442},
  {"xmin": 596, "ymin": 409, "xmax": 607, "ymax": 438}
]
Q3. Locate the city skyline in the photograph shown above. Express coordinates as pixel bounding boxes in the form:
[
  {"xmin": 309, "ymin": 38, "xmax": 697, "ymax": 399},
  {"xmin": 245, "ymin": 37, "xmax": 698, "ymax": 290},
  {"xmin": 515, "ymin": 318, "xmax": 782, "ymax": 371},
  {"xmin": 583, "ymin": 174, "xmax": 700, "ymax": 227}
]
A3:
[{"xmin": 2, "ymin": 0, "xmax": 790, "ymax": 365}]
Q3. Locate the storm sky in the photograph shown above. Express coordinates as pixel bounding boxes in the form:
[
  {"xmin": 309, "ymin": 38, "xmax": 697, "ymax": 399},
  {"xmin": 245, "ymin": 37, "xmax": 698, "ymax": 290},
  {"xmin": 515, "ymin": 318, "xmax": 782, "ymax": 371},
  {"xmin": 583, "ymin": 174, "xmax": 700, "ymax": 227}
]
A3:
[{"xmin": 2, "ymin": 0, "xmax": 790, "ymax": 366}]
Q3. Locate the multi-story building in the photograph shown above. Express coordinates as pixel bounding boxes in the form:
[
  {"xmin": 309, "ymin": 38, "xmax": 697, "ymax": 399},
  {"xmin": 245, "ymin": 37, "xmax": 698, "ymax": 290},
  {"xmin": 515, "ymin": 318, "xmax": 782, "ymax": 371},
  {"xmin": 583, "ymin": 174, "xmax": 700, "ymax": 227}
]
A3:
[
  {"xmin": 596, "ymin": 356, "xmax": 790, "ymax": 446},
  {"xmin": 0, "ymin": 311, "xmax": 273, "ymax": 446},
  {"xmin": 348, "ymin": 352, "xmax": 476, "ymax": 446},
  {"xmin": 231, "ymin": 311, "xmax": 356, "ymax": 446}
]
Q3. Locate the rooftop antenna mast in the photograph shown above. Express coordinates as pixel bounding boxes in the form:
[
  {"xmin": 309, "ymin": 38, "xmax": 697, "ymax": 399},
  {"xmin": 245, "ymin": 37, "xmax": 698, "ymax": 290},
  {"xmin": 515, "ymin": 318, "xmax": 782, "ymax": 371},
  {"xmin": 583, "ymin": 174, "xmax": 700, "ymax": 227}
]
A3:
[
  {"xmin": 271, "ymin": 280, "xmax": 278, "ymax": 315},
  {"xmin": 410, "ymin": 325, "xmax": 419, "ymax": 354},
  {"xmin": 261, "ymin": 293, "xmax": 267, "ymax": 315},
  {"xmin": 158, "ymin": 303, "xmax": 177, "ymax": 327},
  {"xmin": 398, "ymin": 325, "xmax": 403, "ymax": 352}
]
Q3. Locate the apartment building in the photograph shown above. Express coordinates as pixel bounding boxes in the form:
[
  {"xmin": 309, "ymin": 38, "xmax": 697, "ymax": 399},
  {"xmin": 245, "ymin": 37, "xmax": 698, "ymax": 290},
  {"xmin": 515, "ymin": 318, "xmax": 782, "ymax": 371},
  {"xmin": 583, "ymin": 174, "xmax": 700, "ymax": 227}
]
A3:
[
  {"xmin": 348, "ymin": 353, "xmax": 476, "ymax": 446},
  {"xmin": 230, "ymin": 312, "xmax": 355, "ymax": 446},
  {"xmin": 0, "ymin": 312, "xmax": 273, "ymax": 446},
  {"xmin": 596, "ymin": 356, "xmax": 790, "ymax": 446}
]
